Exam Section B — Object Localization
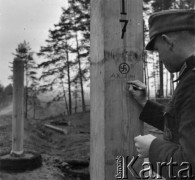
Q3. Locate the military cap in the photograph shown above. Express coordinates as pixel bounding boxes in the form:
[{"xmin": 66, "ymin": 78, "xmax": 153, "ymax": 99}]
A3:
[{"xmin": 146, "ymin": 9, "xmax": 195, "ymax": 50}]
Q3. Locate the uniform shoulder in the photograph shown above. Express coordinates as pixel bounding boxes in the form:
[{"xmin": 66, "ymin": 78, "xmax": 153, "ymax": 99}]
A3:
[
  {"xmin": 181, "ymin": 68, "xmax": 195, "ymax": 85},
  {"xmin": 174, "ymin": 69, "xmax": 195, "ymax": 108}
]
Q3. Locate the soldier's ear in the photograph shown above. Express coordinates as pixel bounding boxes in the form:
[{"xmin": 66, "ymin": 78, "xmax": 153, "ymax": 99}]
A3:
[{"xmin": 161, "ymin": 34, "xmax": 174, "ymax": 50}]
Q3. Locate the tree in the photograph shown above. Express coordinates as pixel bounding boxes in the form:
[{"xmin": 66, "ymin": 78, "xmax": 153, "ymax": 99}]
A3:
[
  {"xmin": 53, "ymin": 8, "xmax": 76, "ymax": 114},
  {"xmin": 152, "ymin": 0, "xmax": 174, "ymax": 11},
  {"xmin": 38, "ymin": 0, "xmax": 90, "ymax": 113},
  {"xmin": 38, "ymin": 22, "xmax": 74, "ymax": 115},
  {"xmin": 66, "ymin": 0, "xmax": 90, "ymax": 112},
  {"xmin": 174, "ymin": 0, "xmax": 195, "ymax": 9},
  {"xmin": 0, "ymin": 83, "xmax": 14, "ymax": 108},
  {"xmin": 4, "ymin": 84, "xmax": 13, "ymax": 96}
]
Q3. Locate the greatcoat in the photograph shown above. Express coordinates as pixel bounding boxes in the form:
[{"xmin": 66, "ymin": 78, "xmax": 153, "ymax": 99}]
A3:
[{"xmin": 140, "ymin": 55, "xmax": 195, "ymax": 179}]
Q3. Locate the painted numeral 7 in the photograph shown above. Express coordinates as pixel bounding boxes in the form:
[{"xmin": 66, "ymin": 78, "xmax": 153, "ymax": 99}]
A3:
[{"xmin": 120, "ymin": 19, "xmax": 128, "ymax": 39}]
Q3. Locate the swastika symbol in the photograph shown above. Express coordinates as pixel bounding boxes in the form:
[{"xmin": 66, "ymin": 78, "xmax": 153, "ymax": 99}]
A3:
[{"xmin": 119, "ymin": 63, "xmax": 130, "ymax": 74}]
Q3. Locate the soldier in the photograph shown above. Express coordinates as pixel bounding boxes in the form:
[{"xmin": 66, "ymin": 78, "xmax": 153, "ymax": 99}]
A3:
[{"xmin": 128, "ymin": 9, "xmax": 195, "ymax": 179}]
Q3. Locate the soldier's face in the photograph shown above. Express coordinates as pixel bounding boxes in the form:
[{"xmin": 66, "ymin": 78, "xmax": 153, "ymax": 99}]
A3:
[{"xmin": 153, "ymin": 36, "xmax": 181, "ymax": 73}]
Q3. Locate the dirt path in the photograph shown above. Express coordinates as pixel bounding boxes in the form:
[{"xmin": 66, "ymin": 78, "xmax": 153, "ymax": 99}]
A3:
[
  {"xmin": 0, "ymin": 104, "xmax": 12, "ymax": 116},
  {"xmin": 0, "ymin": 104, "xmax": 64, "ymax": 180},
  {"xmin": 0, "ymin": 106, "xmax": 90, "ymax": 180}
]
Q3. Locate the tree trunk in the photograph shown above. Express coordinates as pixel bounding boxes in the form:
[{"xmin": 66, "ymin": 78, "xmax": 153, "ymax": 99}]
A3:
[
  {"xmin": 159, "ymin": 60, "xmax": 164, "ymax": 98},
  {"xmin": 71, "ymin": 2, "xmax": 86, "ymax": 112},
  {"xmin": 33, "ymin": 93, "xmax": 36, "ymax": 119},
  {"xmin": 75, "ymin": 32, "xmax": 86, "ymax": 112},
  {"xmin": 166, "ymin": 70, "xmax": 168, "ymax": 97},
  {"xmin": 143, "ymin": 22, "xmax": 150, "ymax": 98},
  {"xmin": 61, "ymin": 78, "xmax": 69, "ymax": 115},
  {"xmin": 170, "ymin": 73, "xmax": 174, "ymax": 96},
  {"xmin": 74, "ymin": 81, "xmax": 78, "ymax": 113},
  {"xmin": 144, "ymin": 53, "xmax": 150, "ymax": 98},
  {"xmin": 146, "ymin": 61, "xmax": 150, "ymax": 98},
  {"xmin": 65, "ymin": 47, "xmax": 72, "ymax": 114},
  {"xmin": 153, "ymin": 55, "xmax": 156, "ymax": 97}
]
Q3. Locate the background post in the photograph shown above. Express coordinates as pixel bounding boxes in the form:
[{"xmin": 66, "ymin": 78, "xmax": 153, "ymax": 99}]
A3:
[
  {"xmin": 0, "ymin": 58, "xmax": 42, "ymax": 173},
  {"xmin": 90, "ymin": 0, "xmax": 144, "ymax": 179},
  {"xmin": 11, "ymin": 58, "xmax": 24, "ymax": 156}
]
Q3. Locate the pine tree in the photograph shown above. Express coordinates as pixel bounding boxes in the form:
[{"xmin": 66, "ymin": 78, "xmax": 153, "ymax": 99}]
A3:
[
  {"xmin": 38, "ymin": 0, "xmax": 90, "ymax": 113},
  {"xmin": 38, "ymin": 16, "xmax": 74, "ymax": 115},
  {"xmin": 53, "ymin": 8, "xmax": 76, "ymax": 114},
  {"xmin": 67, "ymin": 0, "xmax": 90, "ymax": 112},
  {"xmin": 152, "ymin": 0, "xmax": 174, "ymax": 11}
]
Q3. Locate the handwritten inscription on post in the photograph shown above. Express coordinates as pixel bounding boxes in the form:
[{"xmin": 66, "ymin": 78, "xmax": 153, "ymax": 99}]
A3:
[
  {"xmin": 105, "ymin": 50, "xmax": 140, "ymax": 65},
  {"xmin": 110, "ymin": 73, "xmax": 135, "ymax": 79},
  {"xmin": 104, "ymin": 50, "xmax": 140, "ymax": 79}
]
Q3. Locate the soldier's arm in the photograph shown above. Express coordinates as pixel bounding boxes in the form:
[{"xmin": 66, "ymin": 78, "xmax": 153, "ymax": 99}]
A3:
[
  {"xmin": 128, "ymin": 80, "xmax": 165, "ymax": 130},
  {"xmin": 148, "ymin": 71, "xmax": 195, "ymax": 179},
  {"xmin": 139, "ymin": 100, "xmax": 165, "ymax": 131}
]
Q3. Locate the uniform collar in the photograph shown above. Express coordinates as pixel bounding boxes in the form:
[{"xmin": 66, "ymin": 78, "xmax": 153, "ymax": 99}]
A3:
[{"xmin": 173, "ymin": 55, "xmax": 195, "ymax": 82}]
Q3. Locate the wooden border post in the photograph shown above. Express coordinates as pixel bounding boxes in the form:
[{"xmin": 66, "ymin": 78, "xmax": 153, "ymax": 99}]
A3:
[
  {"xmin": 11, "ymin": 58, "xmax": 24, "ymax": 156},
  {"xmin": 90, "ymin": 0, "xmax": 143, "ymax": 179}
]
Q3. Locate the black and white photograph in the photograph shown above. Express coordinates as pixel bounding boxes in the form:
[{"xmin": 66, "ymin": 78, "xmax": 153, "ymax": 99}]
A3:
[{"xmin": 0, "ymin": 0, "xmax": 194, "ymax": 179}]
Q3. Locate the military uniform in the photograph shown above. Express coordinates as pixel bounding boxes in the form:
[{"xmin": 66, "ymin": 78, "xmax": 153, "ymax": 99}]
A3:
[
  {"xmin": 140, "ymin": 55, "xmax": 195, "ymax": 179},
  {"xmin": 142, "ymin": 9, "xmax": 195, "ymax": 179}
]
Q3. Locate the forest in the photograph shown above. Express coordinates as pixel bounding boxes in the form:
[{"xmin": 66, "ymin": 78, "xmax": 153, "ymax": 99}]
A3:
[
  {"xmin": 0, "ymin": 0, "xmax": 194, "ymax": 179},
  {"xmin": 1, "ymin": 0, "xmax": 194, "ymax": 116}
]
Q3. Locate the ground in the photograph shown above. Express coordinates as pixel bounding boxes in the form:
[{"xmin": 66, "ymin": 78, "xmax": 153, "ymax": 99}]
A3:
[
  {"xmin": 0, "ymin": 101, "xmax": 164, "ymax": 180},
  {"xmin": 0, "ymin": 103, "xmax": 90, "ymax": 180}
]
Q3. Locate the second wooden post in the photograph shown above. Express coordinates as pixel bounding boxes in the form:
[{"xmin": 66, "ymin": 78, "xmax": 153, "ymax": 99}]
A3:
[{"xmin": 11, "ymin": 58, "xmax": 24, "ymax": 156}]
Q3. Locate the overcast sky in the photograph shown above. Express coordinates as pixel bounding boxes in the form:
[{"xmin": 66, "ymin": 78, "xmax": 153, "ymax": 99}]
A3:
[{"xmin": 0, "ymin": 0, "xmax": 67, "ymax": 86}]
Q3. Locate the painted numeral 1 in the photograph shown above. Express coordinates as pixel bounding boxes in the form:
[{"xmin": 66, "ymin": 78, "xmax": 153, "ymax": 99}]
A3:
[{"xmin": 120, "ymin": 0, "xmax": 127, "ymax": 15}]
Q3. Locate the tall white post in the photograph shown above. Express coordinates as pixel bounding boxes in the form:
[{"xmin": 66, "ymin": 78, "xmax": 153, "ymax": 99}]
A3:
[{"xmin": 11, "ymin": 58, "xmax": 24, "ymax": 156}]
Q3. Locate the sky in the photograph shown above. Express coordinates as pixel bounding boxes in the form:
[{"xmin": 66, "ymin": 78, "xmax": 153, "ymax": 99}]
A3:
[{"xmin": 0, "ymin": 0, "xmax": 67, "ymax": 86}]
